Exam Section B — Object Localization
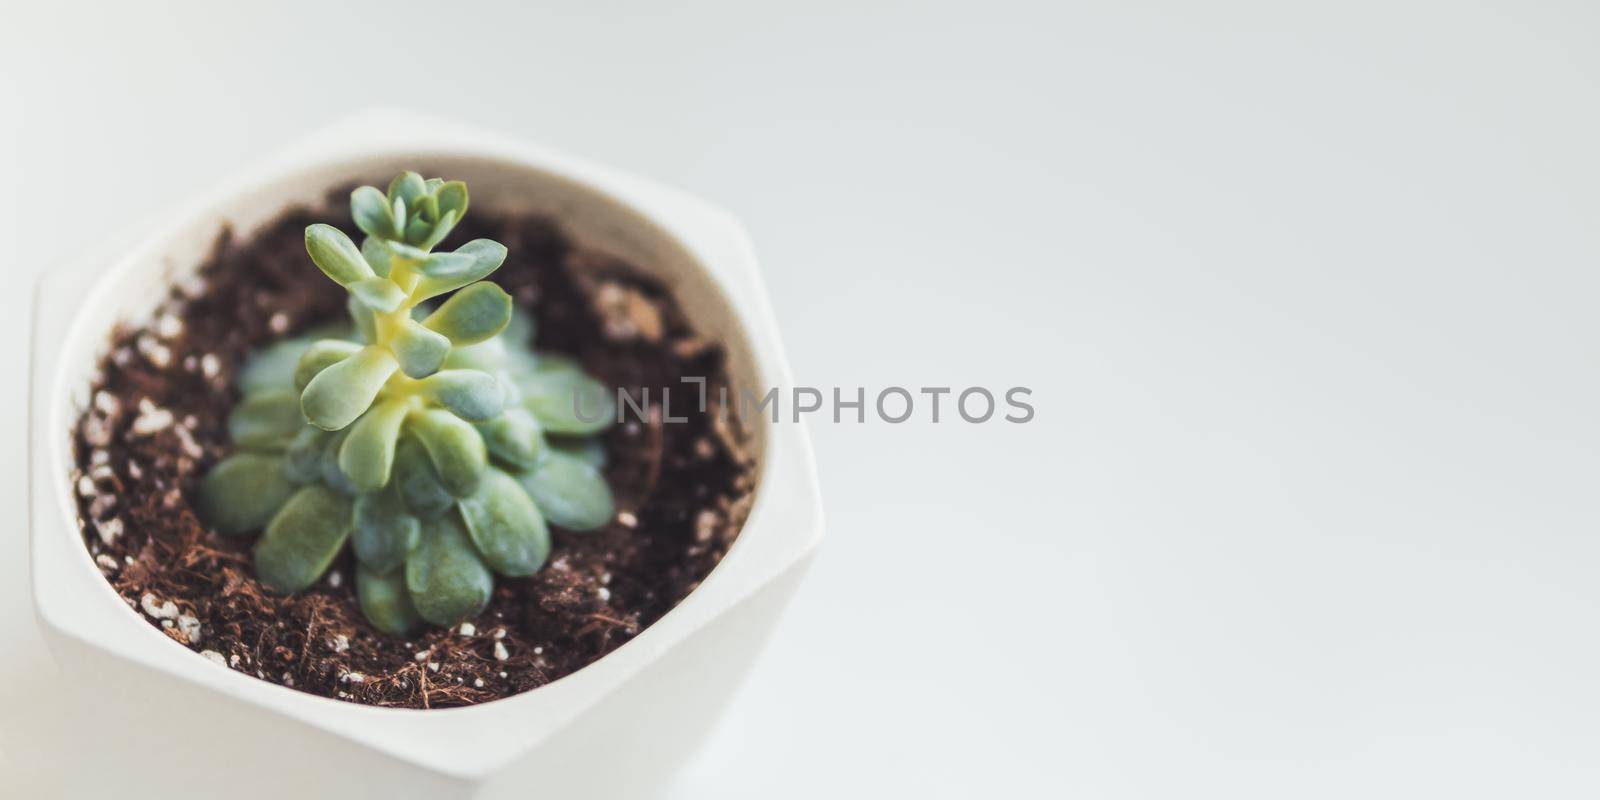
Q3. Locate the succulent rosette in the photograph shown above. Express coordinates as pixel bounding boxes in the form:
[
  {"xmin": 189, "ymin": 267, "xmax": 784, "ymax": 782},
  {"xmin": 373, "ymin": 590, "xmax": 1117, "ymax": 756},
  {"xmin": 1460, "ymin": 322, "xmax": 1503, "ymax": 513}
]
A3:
[{"xmin": 198, "ymin": 172, "xmax": 616, "ymax": 635}]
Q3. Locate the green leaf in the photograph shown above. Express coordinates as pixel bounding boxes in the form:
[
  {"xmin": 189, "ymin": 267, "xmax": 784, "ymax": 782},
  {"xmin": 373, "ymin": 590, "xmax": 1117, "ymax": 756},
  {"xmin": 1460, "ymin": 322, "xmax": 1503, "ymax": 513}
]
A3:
[
  {"xmin": 549, "ymin": 435, "xmax": 607, "ymax": 468},
  {"xmin": 414, "ymin": 251, "xmax": 472, "ymax": 278},
  {"xmin": 351, "ymin": 186, "xmax": 396, "ymax": 239},
  {"xmin": 391, "ymin": 318, "xmax": 451, "ymax": 378},
  {"xmin": 402, "ymin": 214, "xmax": 431, "ymax": 246},
  {"xmin": 352, "ymin": 484, "xmax": 420, "ymax": 574},
  {"xmin": 413, "ymin": 239, "xmax": 507, "ymax": 300},
  {"xmin": 348, "ymin": 294, "xmax": 377, "ymax": 343},
  {"xmin": 419, "ymin": 208, "xmax": 458, "ymax": 250},
  {"xmin": 458, "ymin": 468, "xmax": 549, "ymax": 576},
  {"xmin": 284, "ymin": 427, "xmax": 330, "ymax": 484},
  {"xmin": 420, "ymin": 370, "xmax": 505, "ymax": 422},
  {"xmin": 478, "ymin": 407, "xmax": 546, "ymax": 471},
  {"xmin": 392, "ymin": 434, "xmax": 454, "ymax": 518},
  {"xmin": 348, "ymin": 277, "xmax": 407, "ymax": 313},
  {"xmin": 424, "ymin": 178, "xmax": 444, "ymax": 193},
  {"xmin": 254, "ymin": 486, "xmax": 352, "ymax": 594},
  {"xmin": 442, "ymin": 337, "xmax": 507, "ymax": 373},
  {"xmin": 406, "ymin": 513, "xmax": 492, "ymax": 627},
  {"xmin": 338, "ymin": 398, "xmax": 410, "ymax": 491},
  {"xmin": 414, "ymin": 192, "xmax": 441, "ymax": 224},
  {"xmin": 436, "ymin": 180, "xmax": 468, "ymax": 223},
  {"xmin": 407, "ymin": 408, "xmax": 487, "ymax": 497},
  {"xmin": 304, "ymin": 224, "xmax": 374, "ymax": 286},
  {"xmin": 356, "ymin": 566, "xmax": 420, "ymax": 636},
  {"xmin": 197, "ymin": 453, "xmax": 296, "ymax": 536},
  {"xmin": 387, "ymin": 171, "xmax": 427, "ymax": 208},
  {"xmin": 360, "ymin": 236, "xmax": 392, "ymax": 277},
  {"xmin": 293, "ymin": 339, "xmax": 362, "ymax": 391},
  {"xmin": 422, "ymin": 282, "xmax": 512, "ymax": 345},
  {"xmin": 227, "ymin": 389, "xmax": 305, "ymax": 449},
  {"xmin": 301, "ymin": 345, "xmax": 398, "ymax": 430},
  {"xmin": 318, "ymin": 427, "xmax": 357, "ymax": 494},
  {"xmin": 517, "ymin": 355, "xmax": 615, "ymax": 435},
  {"xmin": 383, "ymin": 238, "xmax": 432, "ymax": 261},
  {"xmin": 237, "ymin": 337, "xmax": 312, "ymax": 395},
  {"xmin": 516, "ymin": 450, "xmax": 615, "ymax": 531}
]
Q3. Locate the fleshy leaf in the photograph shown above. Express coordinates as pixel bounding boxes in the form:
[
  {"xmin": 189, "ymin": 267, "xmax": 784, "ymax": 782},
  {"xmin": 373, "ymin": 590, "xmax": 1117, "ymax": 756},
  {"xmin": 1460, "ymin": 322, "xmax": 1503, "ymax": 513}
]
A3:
[
  {"xmin": 383, "ymin": 238, "xmax": 431, "ymax": 261},
  {"xmin": 422, "ymin": 282, "xmax": 512, "ymax": 345},
  {"xmin": 348, "ymin": 277, "xmax": 407, "ymax": 313},
  {"xmin": 348, "ymin": 294, "xmax": 377, "ymax": 343},
  {"xmin": 436, "ymin": 181, "xmax": 468, "ymax": 221},
  {"xmin": 304, "ymin": 224, "xmax": 374, "ymax": 286},
  {"xmin": 352, "ymin": 484, "xmax": 420, "ymax": 574},
  {"xmin": 408, "ymin": 408, "xmax": 487, "ymax": 497},
  {"xmin": 294, "ymin": 339, "xmax": 362, "ymax": 390},
  {"xmin": 387, "ymin": 172, "xmax": 427, "ymax": 208},
  {"xmin": 413, "ymin": 239, "xmax": 507, "ymax": 300},
  {"xmin": 391, "ymin": 318, "xmax": 451, "ymax": 378},
  {"xmin": 227, "ymin": 389, "xmax": 305, "ymax": 449},
  {"xmin": 421, "ymin": 370, "xmax": 505, "ymax": 422},
  {"xmin": 301, "ymin": 345, "xmax": 398, "ymax": 430},
  {"xmin": 356, "ymin": 566, "xmax": 420, "ymax": 636},
  {"xmin": 458, "ymin": 468, "xmax": 549, "ymax": 576},
  {"xmin": 517, "ymin": 355, "xmax": 614, "ymax": 435},
  {"xmin": 351, "ymin": 186, "xmax": 396, "ymax": 239},
  {"xmin": 516, "ymin": 450, "xmax": 615, "ymax": 531},
  {"xmin": 338, "ymin": 398, "xmax": 410, "ymax": 491},
  {"xmin": 392, "ymin": 434, "xmax": 454, "ymax": 517},
  {"xmin": 549, "ymin": 435, "xmax": 607, "ymax": 468},
  {"xmin": 403, "ymin": 214, "xmax": 433, "ymax": 246},
  {"xmin": 237, "ymin": 337, "xmax": 312, "ymax": 395},
  {"xmin": 405, "ymin": 513, "xmax": 492, "ymax": 627},
  {"xmin": 360, "ymin": 236, "xmax": 391, "ymax": 277},
  {"xmin": 197, "ymin": 453, "xmax": 296, "ymax": 536},
  {"xmin": 477, "ymin": 406, "xmax": 546, "ymax": 471},
  {"xmin": 318, "ymin": 427, "xmax": 357, "ymax": 494},
  {"xmin": 414, "ymin": 192, "xmax": 441, "ymax": 223},
  {"xmin": 442, "ymin": 337, "xmax": 507, "ymax": 372},
  {"xmin": 284, "ymin": 427, "xmax": 330, "ymax": 484},
  {"xmin": 254, "ymin": 486, "xmax": 352, "ymax": 594},
  {"xmin": 419, "ymin": 208, "xmax": 458, "ymax": 250}
]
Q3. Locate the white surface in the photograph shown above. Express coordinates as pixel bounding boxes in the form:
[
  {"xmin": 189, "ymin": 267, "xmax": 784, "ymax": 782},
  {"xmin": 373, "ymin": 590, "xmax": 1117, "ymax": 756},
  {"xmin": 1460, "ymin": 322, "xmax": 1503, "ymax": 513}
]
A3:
[{"xmin": 3, "ymin": 1, "xmax": 1599, "ymax": 797}]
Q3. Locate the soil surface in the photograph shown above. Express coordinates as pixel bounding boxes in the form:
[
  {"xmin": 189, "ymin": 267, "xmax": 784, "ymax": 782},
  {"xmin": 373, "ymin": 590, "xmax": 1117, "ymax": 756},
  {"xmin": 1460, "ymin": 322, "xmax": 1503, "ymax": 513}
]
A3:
[{"xmin": 71, "ymin": 195, "xmax": 755, "ymax": 708}]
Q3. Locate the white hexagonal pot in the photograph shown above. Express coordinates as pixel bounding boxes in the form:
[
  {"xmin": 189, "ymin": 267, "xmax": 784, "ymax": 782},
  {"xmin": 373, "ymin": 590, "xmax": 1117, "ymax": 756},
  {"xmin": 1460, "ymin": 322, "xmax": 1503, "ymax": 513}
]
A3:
[{"xmin": 26, "ymin": 113, "xmax": 822, "ymax": 799}]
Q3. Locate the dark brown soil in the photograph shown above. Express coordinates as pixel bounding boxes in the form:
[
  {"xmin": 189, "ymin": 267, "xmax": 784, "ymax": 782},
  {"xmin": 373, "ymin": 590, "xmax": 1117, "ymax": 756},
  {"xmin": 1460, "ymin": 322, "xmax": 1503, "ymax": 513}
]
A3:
[{"xmin": 70, "ymin": 195, "xmax": 756, "ymax": 708}]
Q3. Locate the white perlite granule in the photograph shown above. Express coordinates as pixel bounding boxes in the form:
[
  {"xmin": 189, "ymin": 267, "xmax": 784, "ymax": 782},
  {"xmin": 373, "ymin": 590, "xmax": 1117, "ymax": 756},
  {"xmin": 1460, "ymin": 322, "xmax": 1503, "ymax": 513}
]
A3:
[
  {"xmin": 175, "ymin": 614, "xmax": 202, "ymax": 645},
  {"xmin": 95, "ymin": 517, "xmax": 124, "ymax": 546},
  {"xmin": 140, "ymin": 593, "xmax": 179, "ymax": 620},
  {"xmin": 129, "ymin": 398, "xmax": 175, "ymax": 436},
  {"xmin": 135, "ymin": 335, "xmax": 172, "ymax": 368},
  {"xmin": 155, "ymin": 313, "xmax": 183, "ymax": 339}
]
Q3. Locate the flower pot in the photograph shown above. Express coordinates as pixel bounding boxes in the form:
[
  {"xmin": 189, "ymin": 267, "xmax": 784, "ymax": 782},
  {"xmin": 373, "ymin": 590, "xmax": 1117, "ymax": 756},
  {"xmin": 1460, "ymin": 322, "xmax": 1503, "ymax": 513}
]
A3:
[{"xmin": 27, "ymin": 113, "xmax": 823, "ymax": 799}]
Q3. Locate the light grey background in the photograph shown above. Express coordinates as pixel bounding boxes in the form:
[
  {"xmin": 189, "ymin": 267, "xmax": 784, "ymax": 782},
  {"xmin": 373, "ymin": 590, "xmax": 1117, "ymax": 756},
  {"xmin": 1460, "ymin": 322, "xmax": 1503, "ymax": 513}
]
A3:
[{"xmin": 3, "ymin": 1, "xmax": 1598, "ymax": 796}]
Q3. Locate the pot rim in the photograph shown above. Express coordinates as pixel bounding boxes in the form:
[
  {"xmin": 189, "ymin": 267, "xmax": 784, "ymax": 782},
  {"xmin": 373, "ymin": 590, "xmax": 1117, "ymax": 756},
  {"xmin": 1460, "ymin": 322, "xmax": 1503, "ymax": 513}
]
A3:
[{"xmin": 27, "ymin": 110, "xmax": 824, "ymax": 779}]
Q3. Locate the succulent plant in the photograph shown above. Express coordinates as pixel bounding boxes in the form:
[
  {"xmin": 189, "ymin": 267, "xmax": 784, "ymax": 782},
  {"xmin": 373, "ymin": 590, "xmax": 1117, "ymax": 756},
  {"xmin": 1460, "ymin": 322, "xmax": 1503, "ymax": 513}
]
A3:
[{"xmin": 198, "ymin": 172, "xmax": 617, "ymax": 635}]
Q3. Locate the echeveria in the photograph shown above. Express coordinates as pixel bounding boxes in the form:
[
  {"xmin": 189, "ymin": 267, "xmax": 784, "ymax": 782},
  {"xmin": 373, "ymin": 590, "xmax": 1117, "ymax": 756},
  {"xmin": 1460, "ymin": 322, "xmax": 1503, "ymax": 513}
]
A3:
[{"xmin": 198, "ymin": 173, "xmax": 616, "ymax": 635}]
